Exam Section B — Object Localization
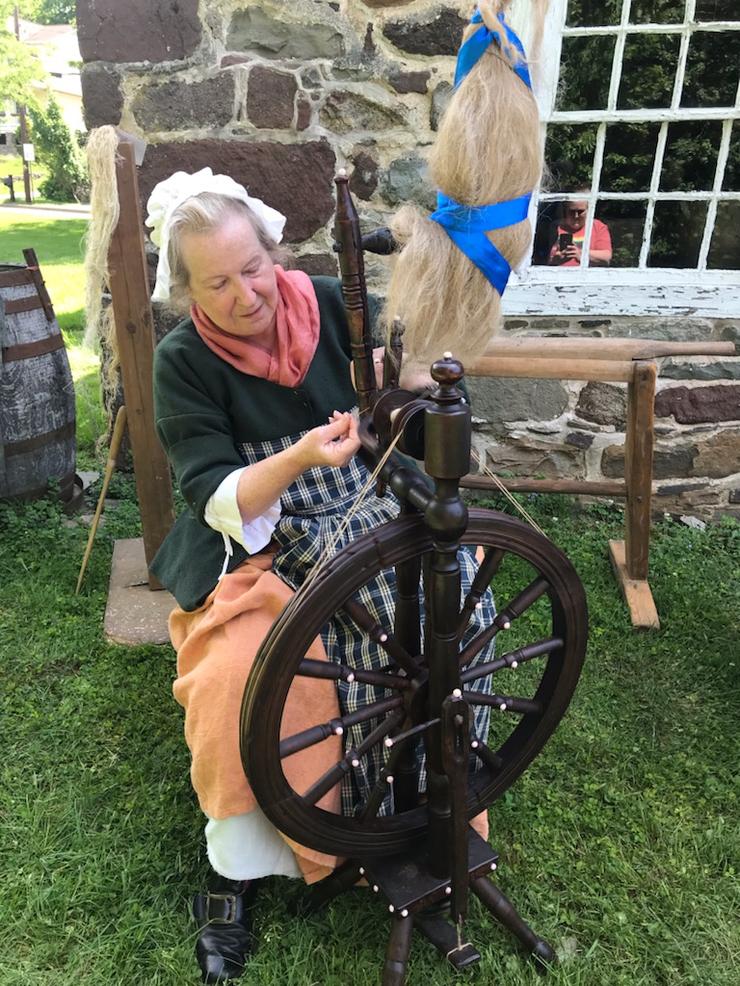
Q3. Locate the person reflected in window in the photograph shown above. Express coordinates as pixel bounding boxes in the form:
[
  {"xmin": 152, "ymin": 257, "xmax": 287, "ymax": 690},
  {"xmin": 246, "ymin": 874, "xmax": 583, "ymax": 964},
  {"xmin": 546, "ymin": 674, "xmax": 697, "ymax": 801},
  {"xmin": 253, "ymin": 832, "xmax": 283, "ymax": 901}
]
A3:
[{"xmin": 548, "ymin": 196, "xmax": 613, "ymax": 267}]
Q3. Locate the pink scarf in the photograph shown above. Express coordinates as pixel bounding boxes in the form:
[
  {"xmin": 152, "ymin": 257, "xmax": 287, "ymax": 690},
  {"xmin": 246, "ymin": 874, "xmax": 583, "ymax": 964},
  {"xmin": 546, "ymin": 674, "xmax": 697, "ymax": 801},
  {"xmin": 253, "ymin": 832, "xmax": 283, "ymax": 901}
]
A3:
[{"xmin": 190, "ymin": 266, "xmax": 320, "ymax": 386}]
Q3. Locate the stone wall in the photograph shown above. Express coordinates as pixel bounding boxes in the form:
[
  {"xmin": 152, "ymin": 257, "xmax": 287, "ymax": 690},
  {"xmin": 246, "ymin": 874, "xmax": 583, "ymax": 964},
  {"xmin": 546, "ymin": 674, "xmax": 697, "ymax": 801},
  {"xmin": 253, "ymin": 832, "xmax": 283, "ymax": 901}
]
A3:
[{"xmin": 76, "ymin": 0, "xmax": 740, "ymax": 520}]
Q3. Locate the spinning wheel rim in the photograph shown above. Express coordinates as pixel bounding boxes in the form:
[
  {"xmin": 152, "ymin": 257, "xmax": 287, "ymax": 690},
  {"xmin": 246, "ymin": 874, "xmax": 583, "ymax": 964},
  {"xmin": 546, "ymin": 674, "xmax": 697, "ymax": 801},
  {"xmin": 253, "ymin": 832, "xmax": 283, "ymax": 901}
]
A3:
[{"xmin": 241, "ymin": 508, "xmax": 587, "ymax": 859}]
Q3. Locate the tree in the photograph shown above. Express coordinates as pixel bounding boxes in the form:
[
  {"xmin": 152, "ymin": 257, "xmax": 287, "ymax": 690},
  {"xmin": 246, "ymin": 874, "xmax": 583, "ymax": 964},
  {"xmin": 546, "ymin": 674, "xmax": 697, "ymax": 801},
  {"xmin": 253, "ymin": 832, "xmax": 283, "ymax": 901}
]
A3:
[
  {"xmin": 26, "ymin": 0, "xmax": 76, "ymax": 24},
  {"xmin": 0, "ymin": 1, "xmax": 45, "ymax": 108},
  {"xmin": 28, "ymin": 95, "xmax": 88, "ymax": 201}
]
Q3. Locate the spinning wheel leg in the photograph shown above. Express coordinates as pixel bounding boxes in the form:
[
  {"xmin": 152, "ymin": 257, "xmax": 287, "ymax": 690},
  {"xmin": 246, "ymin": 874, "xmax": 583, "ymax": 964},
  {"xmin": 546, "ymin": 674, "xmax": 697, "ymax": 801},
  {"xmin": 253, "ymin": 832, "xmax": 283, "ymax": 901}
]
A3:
[
  {"xmin": 297, "ymin": 860, "xmax": 363, "ymax": 916},
  {"xmin": 382, "ymin": 913, "xmax": 414, "ymax": 986},
  {"xmin": 471, "ymin": 876, "xmax": 556, "ymax": 969}
]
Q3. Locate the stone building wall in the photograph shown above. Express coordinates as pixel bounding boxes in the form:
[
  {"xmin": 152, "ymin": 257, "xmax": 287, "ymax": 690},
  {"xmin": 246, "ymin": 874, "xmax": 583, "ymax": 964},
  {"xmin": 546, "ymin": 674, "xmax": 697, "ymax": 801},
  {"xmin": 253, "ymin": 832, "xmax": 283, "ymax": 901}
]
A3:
[{"xmin": 76, "ymin": 0, "xmax": 740, "ymax": 520}]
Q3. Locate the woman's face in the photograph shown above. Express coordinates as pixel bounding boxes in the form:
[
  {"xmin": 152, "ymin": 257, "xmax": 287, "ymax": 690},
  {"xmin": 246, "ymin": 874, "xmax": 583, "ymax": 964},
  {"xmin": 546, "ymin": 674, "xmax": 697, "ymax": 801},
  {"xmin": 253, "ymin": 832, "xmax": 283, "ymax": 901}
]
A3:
[{"xmin": 181, "ymin": 213, "xmax": 279, "ymax": 342}]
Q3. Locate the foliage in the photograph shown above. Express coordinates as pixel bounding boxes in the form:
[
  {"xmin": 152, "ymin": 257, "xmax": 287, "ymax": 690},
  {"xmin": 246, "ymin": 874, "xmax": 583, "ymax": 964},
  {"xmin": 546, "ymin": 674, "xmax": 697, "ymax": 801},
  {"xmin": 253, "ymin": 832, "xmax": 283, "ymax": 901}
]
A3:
[
  {"xmin": 26, "ymin": 0, "xmax": 76, "ymax": 24},
  {"xmin": 0, "ymin": 0, "xmax": 45, "ymax": 108},
  {"xmin": 28, "ymin": 95, "xmax": 89, "ymax": 202}
]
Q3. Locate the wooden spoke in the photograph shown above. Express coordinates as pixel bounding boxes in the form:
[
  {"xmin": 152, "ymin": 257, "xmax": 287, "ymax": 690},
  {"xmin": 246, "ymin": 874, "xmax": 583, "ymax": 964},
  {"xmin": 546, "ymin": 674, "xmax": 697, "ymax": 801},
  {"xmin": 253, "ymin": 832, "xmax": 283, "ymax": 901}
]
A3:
[
  {"xmin": 460, "ymin": 637, "xmax": 564, "ymax": 685},
  {"xmin": 297, "ymin": 658, "xmax": 410, "ymax": 692},
  {"xmin": 357, "ymin": 715, "xmax": 409, "ymax": 822},
  {"xmin": 383, "ymin": 717, "xmax": 441, "ymax": 750},
  {"xmin": 463, "ymin": 691, "xmax": 542, "ymax": 716},
  {"xmin": 280, "ymin": 695, "xmax": 404, "ymax": 759},
  {"xmin": 302, "ymin": 709, "xmax": 405, "ymax": 807},
  {"xmin": 342, "ymin": 597, "xmax": 420, "ymax": 676},
  {"xmin": 471, "ymin": 738, "xmax": 503, "ymax": 772},
  {"xmin": 457, "ymin": 547, "xmax": 505, "ymax": 639},
  {"xmin": 458, "ymin": 576, "xmax": 551, "ymax": 667}
]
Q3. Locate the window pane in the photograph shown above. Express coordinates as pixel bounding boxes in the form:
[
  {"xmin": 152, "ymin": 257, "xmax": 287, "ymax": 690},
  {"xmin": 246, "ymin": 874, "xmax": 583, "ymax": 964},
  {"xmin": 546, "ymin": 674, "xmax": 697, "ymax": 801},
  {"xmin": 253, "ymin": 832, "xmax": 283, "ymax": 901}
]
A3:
[
  {"xmin": 602, "ymin": 123, "xmax": 660, "ymax": 191},
  {"xmin": 648, "ymin": 201, "xmax": 708, "ymax": 267},
  {"xmin": 545, "ymin": 124, "xmax": 599, "ymax": 189},
  {"xmin": 723, "ymin": 123, "xmax": 739, "ymax": 191},
  {"xmin": 557, "ymin": 35, "xmax": 615, "ymax": 111},
  {"xmin": 695, "ymin": 1, "xmax": 739, "ymax": 18},
  {"xmin": 630, "ymin": 0, "xmax": 685, "ymax": 22},
  {"xmin": 567, "ymin": 1, "xmax": 622, "ymax": 27},
  {"xmin": 618, "ymin": 33, "xmax": 680, "ymax": 109},
  {"xmin": 707, "ymin": 202, "xmax": 740, "ymax": 269},
  {"xmin": 661, "ymin": 121, "xmax": 723, "ymax": 191},
  {"xmin": 601, "ymin": 201, "xmax": 648, "ymax": 267},
  {"xmin": 681, "ymin": 31, "xmax": 740, "ymax": 107}
]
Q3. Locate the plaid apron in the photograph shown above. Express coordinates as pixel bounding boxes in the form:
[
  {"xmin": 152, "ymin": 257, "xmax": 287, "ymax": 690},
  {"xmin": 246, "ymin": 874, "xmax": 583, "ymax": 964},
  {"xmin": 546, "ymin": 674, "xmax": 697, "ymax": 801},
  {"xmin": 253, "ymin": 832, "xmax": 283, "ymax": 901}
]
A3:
[{"xmin": 239, "ymin": 433, "xmax": 495, "ymax": 816}]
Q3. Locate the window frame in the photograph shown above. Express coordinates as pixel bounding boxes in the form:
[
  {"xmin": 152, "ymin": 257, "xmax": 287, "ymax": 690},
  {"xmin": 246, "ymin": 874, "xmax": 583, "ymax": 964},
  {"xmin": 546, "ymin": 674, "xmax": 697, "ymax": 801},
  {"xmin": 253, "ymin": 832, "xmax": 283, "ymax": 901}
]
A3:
[{"xmin": 506, "ymin": 0, "xmax": 740, "ymax": 318}]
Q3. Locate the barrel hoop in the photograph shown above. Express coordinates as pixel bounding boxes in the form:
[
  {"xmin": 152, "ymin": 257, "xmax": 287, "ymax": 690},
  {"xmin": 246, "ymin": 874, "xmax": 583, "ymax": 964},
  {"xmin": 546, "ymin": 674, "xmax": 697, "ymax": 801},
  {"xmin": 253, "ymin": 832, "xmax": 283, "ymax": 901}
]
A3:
[
  {"xmin": 4, "ymin": 295, "xmax": 45, "ymax": 316},
  {"xmin": 4, "ymin": 420, "xmax": 75, "ymax": 457},
  {"xmin": 0, "ymin": 269, "xmax": 34, "ymax": 288},
  {"xmin": 2, "ymin": 333, "xmax": 65, "ymax": 362}
]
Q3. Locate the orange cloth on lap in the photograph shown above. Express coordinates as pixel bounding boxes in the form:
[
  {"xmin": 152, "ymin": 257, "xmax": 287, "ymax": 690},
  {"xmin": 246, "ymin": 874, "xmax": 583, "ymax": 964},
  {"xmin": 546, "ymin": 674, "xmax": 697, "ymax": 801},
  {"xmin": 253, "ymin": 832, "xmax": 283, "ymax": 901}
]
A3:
[{"xmin": 169, "ymin": 552, "xmax": 342, "ymax": 884}]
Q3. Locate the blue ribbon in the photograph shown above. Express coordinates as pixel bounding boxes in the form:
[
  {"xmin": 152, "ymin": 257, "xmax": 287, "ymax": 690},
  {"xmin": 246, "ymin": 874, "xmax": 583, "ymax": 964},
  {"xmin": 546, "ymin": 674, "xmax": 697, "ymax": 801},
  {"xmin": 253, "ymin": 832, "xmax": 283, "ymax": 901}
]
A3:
[
  {"xmin": 430, "ymin": 192, "xmax": 531, "ymax": 296},
  {"xmin": 430, "ymin": 8, "xmax": 533, "ymax": 295},
  {"xmin": 455, "ymin": 9, "xmax": 532, "ymax": 91}
]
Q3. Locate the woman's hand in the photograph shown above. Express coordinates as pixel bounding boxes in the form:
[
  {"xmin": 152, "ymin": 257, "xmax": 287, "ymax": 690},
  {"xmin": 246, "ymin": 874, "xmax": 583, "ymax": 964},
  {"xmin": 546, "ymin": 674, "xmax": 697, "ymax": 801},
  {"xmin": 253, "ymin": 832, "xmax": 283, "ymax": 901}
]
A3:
[{"xmin": 295, "ymin": 411, "xmax": 360, "ymax": 470}]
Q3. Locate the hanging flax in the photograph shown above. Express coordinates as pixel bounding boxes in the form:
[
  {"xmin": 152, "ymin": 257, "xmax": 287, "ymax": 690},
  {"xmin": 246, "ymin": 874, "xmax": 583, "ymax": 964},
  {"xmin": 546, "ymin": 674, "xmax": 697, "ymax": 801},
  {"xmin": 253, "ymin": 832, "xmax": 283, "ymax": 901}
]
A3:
[
  {"xmin": 83, "ymin": 125, "xmax": 121, "ymax": 401},
  {"xmin": 384, "ymin": 0, "xmax": 545, "ymax": 368}
]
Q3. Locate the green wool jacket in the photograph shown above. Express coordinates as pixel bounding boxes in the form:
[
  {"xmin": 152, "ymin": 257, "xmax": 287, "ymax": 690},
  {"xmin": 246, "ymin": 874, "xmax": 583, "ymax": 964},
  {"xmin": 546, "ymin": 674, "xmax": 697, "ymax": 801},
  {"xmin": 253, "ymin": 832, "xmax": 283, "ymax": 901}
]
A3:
[{"xmin": 151, "ymin": 276, "xmax": 377, "ymax": 611}]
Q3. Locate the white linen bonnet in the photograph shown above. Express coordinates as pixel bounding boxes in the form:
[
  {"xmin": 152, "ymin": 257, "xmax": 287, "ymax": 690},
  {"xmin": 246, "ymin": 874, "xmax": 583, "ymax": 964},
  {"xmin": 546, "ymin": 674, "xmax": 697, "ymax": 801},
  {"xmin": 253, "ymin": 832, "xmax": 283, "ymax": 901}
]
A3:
[{"xmin": 145, "ymin": 167, "xmax": 287, "ymax": 303}]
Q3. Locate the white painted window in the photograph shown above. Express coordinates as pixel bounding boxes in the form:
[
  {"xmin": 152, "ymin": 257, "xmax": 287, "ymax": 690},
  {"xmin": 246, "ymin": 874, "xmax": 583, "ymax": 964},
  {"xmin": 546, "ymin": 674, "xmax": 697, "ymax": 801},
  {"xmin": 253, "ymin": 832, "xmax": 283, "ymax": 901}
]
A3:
[{"xmin": 507, "ymin": 0, "xmax": 740, "ymax": 317}]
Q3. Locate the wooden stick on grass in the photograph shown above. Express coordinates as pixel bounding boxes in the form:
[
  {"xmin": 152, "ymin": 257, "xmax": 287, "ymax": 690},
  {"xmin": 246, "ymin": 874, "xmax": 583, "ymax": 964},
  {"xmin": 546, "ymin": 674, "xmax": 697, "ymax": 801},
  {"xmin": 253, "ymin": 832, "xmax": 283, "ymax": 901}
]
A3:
[{"xmin": 75, "ymin": 405, "xmax": 127, "ymax": 594}]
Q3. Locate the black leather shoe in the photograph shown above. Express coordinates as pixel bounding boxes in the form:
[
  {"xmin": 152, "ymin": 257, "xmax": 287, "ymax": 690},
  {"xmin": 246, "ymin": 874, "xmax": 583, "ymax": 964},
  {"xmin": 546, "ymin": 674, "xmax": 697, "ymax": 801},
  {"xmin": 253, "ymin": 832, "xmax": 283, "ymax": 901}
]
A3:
[{"xmin": 192, "ymin": 880, "xmax": 258, "ymax": 983}]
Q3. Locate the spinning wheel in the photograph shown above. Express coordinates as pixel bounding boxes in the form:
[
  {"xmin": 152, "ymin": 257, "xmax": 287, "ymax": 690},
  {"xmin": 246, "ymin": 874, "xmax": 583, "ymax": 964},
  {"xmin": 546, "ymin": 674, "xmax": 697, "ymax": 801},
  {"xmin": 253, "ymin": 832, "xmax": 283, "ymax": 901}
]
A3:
[
  {"xmin": 241, "ymin": 509, "xmax": 586, "ymax": 861},
  {"xmin": 238, "ymin": 176, "xmax": 589, "ymax": 984}
]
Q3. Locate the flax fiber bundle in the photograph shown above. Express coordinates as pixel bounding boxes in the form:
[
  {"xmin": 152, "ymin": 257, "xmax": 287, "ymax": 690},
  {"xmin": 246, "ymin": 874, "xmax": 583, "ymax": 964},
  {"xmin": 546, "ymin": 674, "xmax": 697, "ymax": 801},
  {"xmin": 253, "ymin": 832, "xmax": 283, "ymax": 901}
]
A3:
[
  {"xmin": 385, "ymin": 0, "xmax": 546, "ymax": 366},
  {"xmin": 83, "ymin": 125, "xmax": 121, "ymax": 400}
]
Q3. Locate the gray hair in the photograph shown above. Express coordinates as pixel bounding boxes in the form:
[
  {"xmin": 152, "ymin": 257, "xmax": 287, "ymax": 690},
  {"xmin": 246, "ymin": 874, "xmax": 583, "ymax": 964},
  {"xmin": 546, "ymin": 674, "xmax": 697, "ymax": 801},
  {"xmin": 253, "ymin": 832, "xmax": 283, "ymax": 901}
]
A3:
[{"xmin": 165, "ymin": 192, "xmax": 292, "ymax": 314}]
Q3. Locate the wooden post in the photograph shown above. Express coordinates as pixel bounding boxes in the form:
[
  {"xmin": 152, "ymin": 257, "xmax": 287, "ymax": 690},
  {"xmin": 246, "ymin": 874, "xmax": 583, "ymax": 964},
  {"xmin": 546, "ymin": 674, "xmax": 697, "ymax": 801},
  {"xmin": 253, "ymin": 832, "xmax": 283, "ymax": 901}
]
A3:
[
  {"xmin": 609, "ymin": 360, "xmax": 660, "ymax": 629},
  {"xmin": 107, "ymin": 138, "xmax": 174, "ymax": 587}
]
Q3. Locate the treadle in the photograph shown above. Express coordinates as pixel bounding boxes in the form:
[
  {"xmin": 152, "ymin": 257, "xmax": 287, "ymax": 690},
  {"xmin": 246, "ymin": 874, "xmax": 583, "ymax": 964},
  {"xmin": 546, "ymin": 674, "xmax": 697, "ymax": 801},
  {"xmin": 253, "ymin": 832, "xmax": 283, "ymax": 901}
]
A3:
[
  {"xmin": 362, "ymin": 827, "xmax": 498, "ymax": 914},
  {"xmin": 414, "ymin": 911, "xmax": 481, "ymax": 970}
]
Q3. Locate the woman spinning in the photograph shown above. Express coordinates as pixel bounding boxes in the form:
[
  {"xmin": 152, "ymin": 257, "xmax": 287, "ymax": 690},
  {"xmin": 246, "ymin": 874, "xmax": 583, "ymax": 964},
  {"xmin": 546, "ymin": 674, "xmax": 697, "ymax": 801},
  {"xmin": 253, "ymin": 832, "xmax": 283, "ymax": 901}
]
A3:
[{"xmin": 146, "ymin": 168, "xmax": 494, "ymax": 984}]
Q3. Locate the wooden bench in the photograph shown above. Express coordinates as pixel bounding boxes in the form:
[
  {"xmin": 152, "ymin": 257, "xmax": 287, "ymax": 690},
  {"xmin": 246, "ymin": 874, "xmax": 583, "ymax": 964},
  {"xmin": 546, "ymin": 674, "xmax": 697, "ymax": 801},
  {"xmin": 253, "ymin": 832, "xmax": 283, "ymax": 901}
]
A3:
[{"xmin": 463, "ymin": 337, "xmax": 736, "ymax": 629}]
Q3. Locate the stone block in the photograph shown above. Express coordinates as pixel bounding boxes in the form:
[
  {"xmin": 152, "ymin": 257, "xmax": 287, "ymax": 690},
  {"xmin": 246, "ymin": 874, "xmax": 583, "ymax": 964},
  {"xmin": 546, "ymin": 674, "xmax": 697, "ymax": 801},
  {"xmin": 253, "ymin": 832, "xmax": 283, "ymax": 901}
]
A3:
[
  {"xmin": 320, "ymin": 88, "xmax": 407, "ymax": 134},
  {"xmin": 132, "ymin": 73, "xmax": 235, "ymax": 131},
  {"xmin": 430, "ymin": 81, "xmax": 452, "ymax": 131},
  {"xmin": 389, "ymin": 69, "xmax": 430, "ymax": 94},
  {"xmin": 381, "ymin": 153, "xmax": 435, "ymax": 210},
  {"xmin": 139, "ymin": 140, "xmax": 336, "ymax": 243},
  {"xmin": 467, "ymin": 378, "xmax": 569, "ymax": 428},
  {"xmin": 295, "ymin": 253, "xmax": 338, "ymax": 277},
  {"xmin": 566, "ymin": 431, "xmax": 594, "ymax": 449},
  {"xmin": 247, "ymin": 66, "xmax": 297, "ymax": 129},
  {"xmin": 661, "ymin": 359, "xmax": 740, "ymax": 381},
  {"xmin": 77, "ymin": 0, "xmax": 201, "ymax": 63},
  {"xmin": 350, "ymin": 150, "xmax": 379, "ymax": 199},
  {"xmin": 484, "ymin": 440, "xmax": 584, "ymax": 479},
  {"xmin": 296, "ymin": 94, "xmax": 312, "ymax": 131},
  {"xmin": 228, "ymin": 7, "xmax": 345, "ymax": 60},
  {"xmin": 576, "ymin": 381, "xmax": 628, "ymax": 429},
  {"xmin": 691, "ymin": 430, "xmax": 740, "ymax": 479},
  {"xmin": 729, "ymin": 489, "xmax": 740, "ymax": 504},
  {"xmin": 383, "ymin": 8, "xmax": 467, "ymax": 56},
  {"xmin": 655, "ymin": 384, "xmax": 740, "ymax": 424},
  {"xmin": 81, "ymin": 64, "xmax": 123, "ymax": 129},
  {"xmin": 601, "ymin": 444, "xmax": 697, "ymax": 480}
]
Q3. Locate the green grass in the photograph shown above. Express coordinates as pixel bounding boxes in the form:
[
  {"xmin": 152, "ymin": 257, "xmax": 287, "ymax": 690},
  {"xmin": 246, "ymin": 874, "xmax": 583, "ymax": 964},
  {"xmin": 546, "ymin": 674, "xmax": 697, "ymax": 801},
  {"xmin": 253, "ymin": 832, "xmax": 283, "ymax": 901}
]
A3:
[
  {"xmin": 1, "ymin": 215, "xmax": 739, "ymax": 985},
  {"xmin": 0, "ymin": 485, "xmax": 738, "ymax": 986},
  {"xmin": 0, "ymin": 211, "xmax": 104, "ymax": 458}
]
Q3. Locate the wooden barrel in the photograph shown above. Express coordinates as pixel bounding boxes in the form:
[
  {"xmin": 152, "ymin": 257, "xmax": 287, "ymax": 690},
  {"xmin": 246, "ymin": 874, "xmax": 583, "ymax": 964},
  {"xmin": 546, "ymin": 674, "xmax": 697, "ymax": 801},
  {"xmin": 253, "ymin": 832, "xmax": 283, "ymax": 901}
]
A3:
[{"xmin": 0, "ymin": 252, "xmax": 77, "ymax": 504}]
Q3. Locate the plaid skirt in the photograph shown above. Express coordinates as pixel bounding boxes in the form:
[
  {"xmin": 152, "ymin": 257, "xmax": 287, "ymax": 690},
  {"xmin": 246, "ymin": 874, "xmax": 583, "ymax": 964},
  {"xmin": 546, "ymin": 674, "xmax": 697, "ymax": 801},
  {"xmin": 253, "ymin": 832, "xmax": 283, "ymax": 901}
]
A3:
[{"xmin": 239, "ymin": 432, "xmax": 495, "ymax": 817}]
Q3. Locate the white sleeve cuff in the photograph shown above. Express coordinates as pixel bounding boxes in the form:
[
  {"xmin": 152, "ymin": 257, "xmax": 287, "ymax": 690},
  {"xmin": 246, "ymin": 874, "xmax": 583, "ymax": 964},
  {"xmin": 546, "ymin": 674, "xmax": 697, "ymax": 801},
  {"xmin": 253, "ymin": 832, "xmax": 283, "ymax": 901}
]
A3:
[{"xmin": 204, "ymin": 467, "xmax": 281, "ymax": 554}]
